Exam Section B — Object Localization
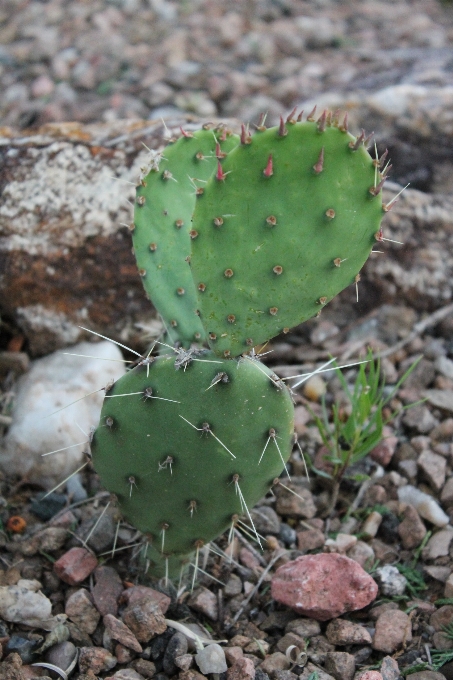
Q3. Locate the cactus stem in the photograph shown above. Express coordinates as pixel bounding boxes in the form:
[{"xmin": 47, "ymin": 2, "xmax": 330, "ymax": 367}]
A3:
[
  {"xmin": 128, "ymin": 475, "xmax": 137, "ymax": 497},
  {"xmin": 286, "ymin": 106, "xmax": 297, "ymax": 124},
  {"xmin": 317, "ymin": 109, "xmax": 327, "ymax": 132},
  {"xmin": 232, "ymin": 475, "xmax": 262, "ymax": 549},
  {"xmin": 263, "ymin": 154, "xmax": 274, "ymax": 177},
  {"xmin": 278, "ymin": 116, "xmax": 288, "ymax": 137},
  {"xmin": 306, "ymin": 105, "xmax": 317, "ymax": 122},
  {"xmin": 179, "ymin": 415, "xmax": 236, "ymax": 458},
  {"xmin": 313, "ymin": 147, "xmax": 324, "ymax": 174},
  {"xmin": 158, "ymin": 455, "xmax": 174, "ymax": 474}
]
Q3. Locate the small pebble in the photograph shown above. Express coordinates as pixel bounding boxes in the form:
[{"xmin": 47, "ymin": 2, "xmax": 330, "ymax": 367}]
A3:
[
  {"xmin": 374, "ymin": 565, "xmax": 407, "ymax": 597},
  {"xmin": 195, "ymin": 644, "xmax": 227, "ymax": 675},
  {"xmin": 398, "ymin": 485, "xmax": 449, "ymax": 526},
  {"xmin": 188, "ymin": 587, "xmax": 218, "ymax": 621}
]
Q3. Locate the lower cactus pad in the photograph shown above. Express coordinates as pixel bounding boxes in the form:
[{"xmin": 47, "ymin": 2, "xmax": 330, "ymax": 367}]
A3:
[{"xmin": 91, "ymin": 350, "xmax": 294, "ymax": 574}]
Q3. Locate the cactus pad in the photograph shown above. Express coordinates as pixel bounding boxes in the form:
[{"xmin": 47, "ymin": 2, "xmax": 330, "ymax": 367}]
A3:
[
  {"xmin": 134, "ymin": 126, "xmax": 239, "ymax": 347},
  {"xmin": 190, "ymin": 117, "xmax": 385, "ymax": 357},
  {"xmin": 91, "ymin": 350, "xmax": 294, "ymax": 575}
]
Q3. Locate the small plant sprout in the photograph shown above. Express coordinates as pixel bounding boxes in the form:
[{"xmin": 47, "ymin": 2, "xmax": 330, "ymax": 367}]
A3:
[{"xmin": 309, "ymin": 350, "xmax": 422, "ymax": 514}]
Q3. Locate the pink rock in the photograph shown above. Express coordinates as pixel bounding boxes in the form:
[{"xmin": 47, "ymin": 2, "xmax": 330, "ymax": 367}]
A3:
[
  {"xmin": 53, "ymin": 547, "xmax": 98, "ymax": 585},
  {"xmin": 358, "ymin": 673, "xmax": 383, "ymax": 680},
  {"xmin": 370, "ymin": 429, "xmax": 398, "ymax": 466},
  {"xmin": 120, "ymin": 585, "xmax": 171, "ymax": 614},
  {"xmin": 93, "ymin": 566, "xmax": 124, "ymax": 616},
  {"xmin": 227, "ymin": 657, "xmax": 255, "ymax": 680},
  {"xmin": 271, "ymin": 553, "xmax": 378, "ymax": 621}
]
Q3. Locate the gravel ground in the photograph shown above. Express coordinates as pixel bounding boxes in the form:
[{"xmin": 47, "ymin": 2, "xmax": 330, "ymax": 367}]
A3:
[
  {"xmin": 2, "ymin": 1, "xmax": 453, "ymax": 680},
  {"xmin": 0, "ymin": 0, "xmax": 452, "ymax": 140}
]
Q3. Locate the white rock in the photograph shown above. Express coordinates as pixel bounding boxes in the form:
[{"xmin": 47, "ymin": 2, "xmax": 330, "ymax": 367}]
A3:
[
  {"xmin": 0, "ymin": 581, "xmax": 65, "ymax": 630},
  {"xmin": 195, "ymin": 644, "xmax": 227, "ymax": 675},
  {"xmin": 374, "ymin": 565, "xmax": 407, "ymax": 597},
  {"xmin": 0, "ymin": 341, "xmax": 125, "ymax": 488},
  {"xmin": 398, "ymin": 485, "xmax": 449, "ymax": 527}
]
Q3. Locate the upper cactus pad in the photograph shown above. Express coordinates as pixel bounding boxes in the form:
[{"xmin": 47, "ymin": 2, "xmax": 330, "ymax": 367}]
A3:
[
  {"xmin": 189, "ymin": 116, "xmax": 385, "ymax": 357},
  {"xmin": 134, "ymin": 126, "xmax": 239, "ymax": 347}
]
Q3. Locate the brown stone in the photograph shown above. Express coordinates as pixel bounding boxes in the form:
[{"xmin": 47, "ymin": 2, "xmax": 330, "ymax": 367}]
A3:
[
  {"xmin": 104, "ymin": 614, "xmax": 142, "ymax": 653},
  {"xmin": 54, "ymin": 547, "xmax": 98, "ymax": 586},
  {"xmin": 65, "ymin": 588, "xmax": 100, "ymax": 634},
  {"xmin": 120, "ymin": 586, "xmax": 171, "ymax": 614},
  {"xmin": 78, "ymin": 647, "xmax": 117, "ymax": 674},
  {"xmin": 188, "ymin": 587, "xmax": 218, "ymax": 621},
  {"xmin": 226, "ymin": 657, "xmax": 255, "ymax": 680},
  {"xmin": 122, "ymin": 599, "xmax": 167, "ymax": 643},
  {"xmin": 258, "ymin": 652, "xmax": 290, "ymax": 675},
  {"xmin": 325, "ymin": 619, "xmax": 372, "ymax": 646},
  {"xmin": 130, "ymin": 659, "xmax": 157, "ymax": 679},
  {"xmin": 296, "ymin": 529, "xmax": 325, "ymax": 552},
  {"xmin": 275, "ymin": 483, "xmax": 316, "ymax": 518},
  {"xmin": 92, "ymin": 566, "xmax": 123, "ymax": 616},
  {"xmin": 324, "ymin": 652, "xmax": 355, "ymax": 680},
  {"xmin": 398, "ymin": 504, "xmax": 427, "ymax": 549},
  {"xmin": 430, "ymin": 604, "xmax": 453, "ymax": 631},
  {"xmin": 372, "ymin": 610, "xmax": 412, "ymax": 653}
]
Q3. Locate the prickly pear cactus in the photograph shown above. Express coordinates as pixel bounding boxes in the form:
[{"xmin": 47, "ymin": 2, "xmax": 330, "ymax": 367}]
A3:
[
  {"xmin": 190, "ymin": 113, "xmax": 386, "ymax": 357},
  {"xmin": 91, "ymin": 349, "xmax": 294, "ymax": 575},
  {"xmin": 134, "ymin": 125, "xmax": 239, "ymax": 347}
]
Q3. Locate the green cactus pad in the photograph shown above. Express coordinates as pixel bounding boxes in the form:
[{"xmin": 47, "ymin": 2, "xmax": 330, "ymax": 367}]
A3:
[
  {"xmin": 91, "ymin": 350, "xmax": 294, "ymax": 575},
  {"xmin": 134, "ymin": 126, "xmax": 239, "ymax": 347},
  {"xmin": 190, "ymin": 118, "xmax": 385, "ymax": 357}
]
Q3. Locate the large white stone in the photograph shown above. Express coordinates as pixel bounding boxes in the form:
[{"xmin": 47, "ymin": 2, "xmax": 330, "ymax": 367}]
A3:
[{"xmin": 0, "ymin": 341, "xmax": 126, "ymax": 488}]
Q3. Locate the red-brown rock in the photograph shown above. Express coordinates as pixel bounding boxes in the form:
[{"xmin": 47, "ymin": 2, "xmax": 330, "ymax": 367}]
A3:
[
  {"xmin": 104, "ymin": 614, "xmax": 143, "ymax": 653},
  {"xmin": 120, "ymin": 586, "xmax": 171, "ymax": 614},
  {"xmin": 53, "ymin": 547, "xmax": 98, "ymax": 585},
  {"xmin": 271, "ymin": 553, "xmax": 378, "ymax": 621},
  {"xmin": 92, "ymin": 566, "xmax": 124, "ymax": 616}
]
